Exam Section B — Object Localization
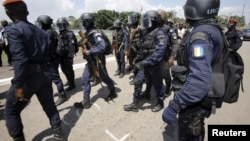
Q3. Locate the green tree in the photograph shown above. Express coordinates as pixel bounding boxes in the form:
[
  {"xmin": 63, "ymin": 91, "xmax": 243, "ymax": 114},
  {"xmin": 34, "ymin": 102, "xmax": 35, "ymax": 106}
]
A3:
[{"xmin": 95, "ymin": 10, "xmax": 114, "ymax": 29}]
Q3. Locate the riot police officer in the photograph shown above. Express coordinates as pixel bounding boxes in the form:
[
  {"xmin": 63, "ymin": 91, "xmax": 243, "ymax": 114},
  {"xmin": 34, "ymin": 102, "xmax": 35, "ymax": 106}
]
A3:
[
  {"xmin": 141, "ymin": 9, "xmax": 179, "ymax": 99},
  {"xmin": 112, "ymin": 19, "xmax": 129, "ymax": 78},
  {"xmin": 2, "ymin": 0, "xmax": 65, "ymax": 140},
  {"xmin": 162, "ymin": 0, "xmax": 223, "ymax": 140},
  {"xmin": 126, "ymin": 12, "xmax": 141, "ymax": 74},
  {"xmin": 56, "ymin": 17, "xmax": 78, "ymax": 91},
  {"xmin": 159, "ymin": 9, "xmax": 179, "ymax": 97},
  {"xmin": 124, "ymin": 10, "xmax": 168, "ymax": 112},
  {"xmin": 37, "ymin": 15, "xmax": 69, "ymax": 106},
  {"xmin": 225, "ymin": 19, "xmax": 243, "ymax": 51},
  {"xmin": 74, "ymin": 13, "xmax": 117, "ymax": 109}
]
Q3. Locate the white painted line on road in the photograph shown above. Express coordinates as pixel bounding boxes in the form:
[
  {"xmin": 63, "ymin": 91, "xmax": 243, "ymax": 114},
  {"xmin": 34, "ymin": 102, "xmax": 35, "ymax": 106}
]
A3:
[
  {"xmin": 0, "ymin": 56, "xmax": 116, "ymax": 86},
  {"xmin": 105, "ymin": 129, "xmax": 131, "ymax": 141}
]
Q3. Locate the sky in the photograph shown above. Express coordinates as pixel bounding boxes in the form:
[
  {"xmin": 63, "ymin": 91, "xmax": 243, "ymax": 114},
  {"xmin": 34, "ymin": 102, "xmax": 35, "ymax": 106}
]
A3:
[{"xmin": 0, "ymin": 0, "xmax": 249, "ymax": 24}]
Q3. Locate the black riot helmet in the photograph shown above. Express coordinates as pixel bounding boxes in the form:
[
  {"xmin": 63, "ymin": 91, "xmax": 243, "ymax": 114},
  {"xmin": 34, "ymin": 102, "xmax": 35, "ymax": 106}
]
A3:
[
  {"xmin": 37, "ymin": 15, "xmax": 53, "ymax": 30},
  {"xmin": 128, "ymin": 12, "xmax": 140, "ymax": 28},
  {"xmin": 56, "ymin": 17, "xmax": 69, "ymax": 31},
  {"xmin": 142, "ymin": 10, "xmax": 161, "ymax": 30},
  {"xmin": 113, "ymin": 19, "xmax": 122, "ymax": 29},
  {"xmin": 183, "ymin": 0, "xmax": 220, "ymax": 21},
  {"xmin": 80, "ymin": 13, "xmax": 95, "ymax": 30}
]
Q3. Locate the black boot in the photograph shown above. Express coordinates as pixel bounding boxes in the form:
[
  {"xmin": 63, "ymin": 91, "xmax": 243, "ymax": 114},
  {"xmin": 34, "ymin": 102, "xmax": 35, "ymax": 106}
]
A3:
[
  {"xmin": 104, "ymin": 89, "xmax": 117, "ymax": 102},
  {"xmin": 119, "ymin": 71, "xmax": 125, "ymax": 78},
  {"xmin": 74, "ymin": 95, "xmax": 91, "ymax": 109},
  {"xmin": 123, "ymin": 98, "xmax": 139, "ymax": 112},
  {"xmin": 55, "ymin": 91, "xmax": 68, "ymax": 106},
  {"xmin": 13, "ymin": 135, "xmax": 25, "ymax": 141},
  {"xmin": 53, "ymin": 127, "xmax": 67, "ymax": 141},
  {"xmin": 125, "ymin": 65, "xmax": 132, "ymax": 72},
  {"xmin": 151, "ymin": 99, "xmax": 164, "ymax": 112}
]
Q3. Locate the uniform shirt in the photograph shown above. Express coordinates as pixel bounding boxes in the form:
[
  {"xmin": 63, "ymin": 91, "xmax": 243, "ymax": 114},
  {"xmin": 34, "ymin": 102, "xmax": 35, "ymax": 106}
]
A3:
[
  {"xmin": 112, "ymin": 29, "xmax": 129, "ymax": 51},
  {"xmin": 87, "ymin": 28, "xmax": 106, "ymax": 55},
  {"xmin": 4, "ymin": 21, "xmax": 50, "ymax": 88},
  {"xmin": 46, "ymin": 29, "xmax": 59, "ymax": 58},
  {"xmin": 174, "ymin": 24, "xmax": 223, "ymax": 109},
  {"xmin": 142, "ymin": 29, "xmax": 169, "ymax": 66},
  {"xmin": 122, "ymin": 29, "xmax": 129, "ymax": 51},
  {"xmin": 161, "ymin": 24, "xmax": 179, "ymax": 57}
]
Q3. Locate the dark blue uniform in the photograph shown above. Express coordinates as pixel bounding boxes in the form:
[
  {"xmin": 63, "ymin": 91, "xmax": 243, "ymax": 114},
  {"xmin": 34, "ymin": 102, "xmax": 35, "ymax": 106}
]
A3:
[
  {"xmin": 47, "ymin": 29, "xmax": 65, "ymax": 94},
  {"xmin": 4, "ymin": 21, "xmax": 61, "ymax": 138},
  {"xmin": 112, "ymin": 28, "xmax": 129, "ymax": 76},
  {"xmin": 133, "ymin": 28, "xmax": 168, "ymax": 103},
  {"xmin": 59, "ymin": 30, "xmax": 77, "ymax": 90},
  {"xmin": 163, "ymin": 22, "xmax": 224, "ymax": 141},
  {"xmin": 82, "ymin": 28, "xmax": 115, "ymax": 97}
]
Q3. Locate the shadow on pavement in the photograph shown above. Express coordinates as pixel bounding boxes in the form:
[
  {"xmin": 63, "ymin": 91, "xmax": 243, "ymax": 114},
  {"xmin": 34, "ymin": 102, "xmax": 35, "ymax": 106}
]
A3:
[
  {"xmin": 31, "ymin": 106, "xmax": 84, "ymax": 141},
  {"xmin": 32, "ymin": 85, "xmax": 121, "ymax": 140}
]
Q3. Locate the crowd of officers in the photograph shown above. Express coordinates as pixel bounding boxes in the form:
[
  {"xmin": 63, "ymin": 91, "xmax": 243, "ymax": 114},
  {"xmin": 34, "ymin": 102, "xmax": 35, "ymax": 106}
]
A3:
[{"xmin": 1, "ymin": 0, "xmax": 244, "ymax": 141}]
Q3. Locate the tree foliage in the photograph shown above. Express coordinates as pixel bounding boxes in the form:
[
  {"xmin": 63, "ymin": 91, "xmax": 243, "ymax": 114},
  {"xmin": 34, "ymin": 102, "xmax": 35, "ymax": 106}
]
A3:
[{"xmin": 64, "ymin": 10, "xmax": 246, "ymax": 29}]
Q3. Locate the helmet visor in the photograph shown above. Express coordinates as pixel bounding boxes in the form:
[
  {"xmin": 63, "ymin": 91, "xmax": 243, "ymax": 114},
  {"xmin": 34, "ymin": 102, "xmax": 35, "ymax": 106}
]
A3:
[
  {"xmin": 113, "ymin": 22, "xmax": 121, "ymax": 28},
  {"xmin": 81, "ymin": 20, "xmax": 90, "ymax": 29},
  {"xmin": 142, "ymin": 18, "xmax": 152, "ymax": 29},
  {"xmin": 127, "ymin": 15, "xmax": 132, "ymax": 25},
  {"xmin": 57, "ymin": 23, "xmax": 67, "ymax": 31}
]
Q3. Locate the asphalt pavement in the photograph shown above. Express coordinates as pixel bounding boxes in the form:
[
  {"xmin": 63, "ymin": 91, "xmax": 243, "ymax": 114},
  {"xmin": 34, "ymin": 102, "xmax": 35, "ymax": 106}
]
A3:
[{"xmin": 0, "ymin": 42, "xmax": 250, "ymax": 141}]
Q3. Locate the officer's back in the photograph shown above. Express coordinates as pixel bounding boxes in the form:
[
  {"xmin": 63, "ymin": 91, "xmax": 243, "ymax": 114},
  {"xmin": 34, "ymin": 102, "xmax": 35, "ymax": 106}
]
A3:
[{"xmin": 7, "ymin": 21, "xmax": 50, "ymax": 63}]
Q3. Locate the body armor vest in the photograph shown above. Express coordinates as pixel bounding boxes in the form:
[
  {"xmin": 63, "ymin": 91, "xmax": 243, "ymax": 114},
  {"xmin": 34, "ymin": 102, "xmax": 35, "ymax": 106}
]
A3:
[
  {"xmin": 130, "ymin": 28, "xmax": 141, "ymax": 52},
  {"xmin": 139, "ymin": 29, "xmax": 158, "ymax": 59},
  {"xmin": 113, "ymin": 30, "xmax": 123, "ymax": 45}
]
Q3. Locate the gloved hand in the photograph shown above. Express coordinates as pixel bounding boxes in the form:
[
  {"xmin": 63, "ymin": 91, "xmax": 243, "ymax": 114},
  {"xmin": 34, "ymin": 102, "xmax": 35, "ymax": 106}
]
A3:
[
  {"xmin": 134, "ymin": 61, "xmax": 144, "ymax": 71},
  {"xmin": 162, "ymin": 100, "xmax": 180, "ymax": 127}
]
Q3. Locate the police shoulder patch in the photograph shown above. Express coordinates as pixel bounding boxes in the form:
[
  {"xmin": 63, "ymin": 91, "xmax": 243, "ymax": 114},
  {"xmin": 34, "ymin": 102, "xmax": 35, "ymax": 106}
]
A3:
[
  {"xmin": 190, "ymin": 32, "xmax": 207, "ymax": 43},
  {"xmin": 157, "ymin": 34, "xmax": 165, "ymax": 46},
  {"xmin": 192, "ymin": 45, "xmax": 205, "ymax": 58},
  {"xmin": 94, "ymin": 33, "xmax": 102, "ymax": 42}
]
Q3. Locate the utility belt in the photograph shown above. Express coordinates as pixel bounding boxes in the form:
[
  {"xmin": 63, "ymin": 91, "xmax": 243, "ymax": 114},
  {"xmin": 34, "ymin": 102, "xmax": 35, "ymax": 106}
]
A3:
[
  {"xmin": 179, "ymin": 106, "xmax": 210, "ymax": 136},
  {"xmin": 171, "ymin": 65, "xmax": 187, "ymax": 91},
  {"xmin": 28, "ymin": 62, "xmax": 50, "ymax": 76}
]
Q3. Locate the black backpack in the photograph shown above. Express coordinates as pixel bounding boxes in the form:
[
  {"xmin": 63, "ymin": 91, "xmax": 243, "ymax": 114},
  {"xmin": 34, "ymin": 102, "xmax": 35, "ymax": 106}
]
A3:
[
  {"xmin": 88, "ymin": 29, "xmax": 113, "ymax": 55},
  {"xmin": 202, "ymin": 25, "xmax": 244, "ymax": 114}
]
